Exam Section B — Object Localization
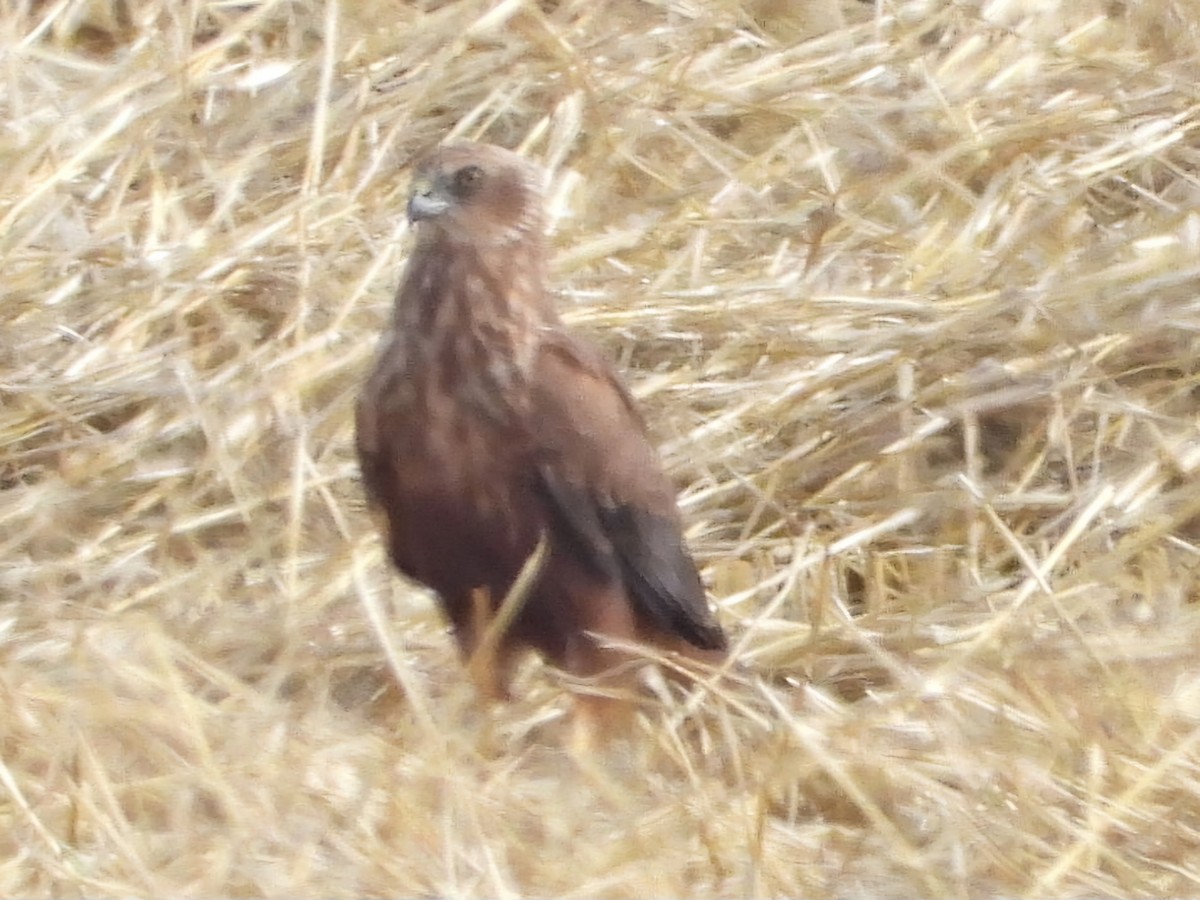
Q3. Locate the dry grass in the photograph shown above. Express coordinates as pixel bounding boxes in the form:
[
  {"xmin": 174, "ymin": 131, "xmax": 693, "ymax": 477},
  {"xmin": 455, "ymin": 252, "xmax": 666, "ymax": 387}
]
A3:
[{"xmin": 4, "ymin": 0, "xmax": 1200, "ymax": 895}]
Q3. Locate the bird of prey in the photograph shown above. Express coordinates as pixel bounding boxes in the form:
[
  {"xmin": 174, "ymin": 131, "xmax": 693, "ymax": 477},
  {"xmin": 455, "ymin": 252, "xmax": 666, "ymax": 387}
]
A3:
[{"xmin": 356, "ymin": 142, "xmax": 727, "ymax": 722}]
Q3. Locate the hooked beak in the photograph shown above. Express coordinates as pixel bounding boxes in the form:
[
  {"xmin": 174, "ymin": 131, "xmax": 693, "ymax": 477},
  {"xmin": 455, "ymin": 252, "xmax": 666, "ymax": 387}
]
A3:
[{"xmin": 407, "ymin": 177, "xmax": 451, "ymax": 223}]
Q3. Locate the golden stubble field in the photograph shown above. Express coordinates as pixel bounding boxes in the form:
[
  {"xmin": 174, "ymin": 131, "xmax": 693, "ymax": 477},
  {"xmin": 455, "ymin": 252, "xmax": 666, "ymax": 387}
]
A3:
[{"xmin": 4, "ymin": 0, "xmax": 1200, "ymax": 895}]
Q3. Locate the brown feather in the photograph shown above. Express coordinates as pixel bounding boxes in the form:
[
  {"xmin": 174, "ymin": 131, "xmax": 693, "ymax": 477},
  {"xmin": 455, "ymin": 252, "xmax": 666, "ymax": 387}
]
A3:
[{"xmin": 356, "ymin": 141, "xmax": 727, "ymax": 702}]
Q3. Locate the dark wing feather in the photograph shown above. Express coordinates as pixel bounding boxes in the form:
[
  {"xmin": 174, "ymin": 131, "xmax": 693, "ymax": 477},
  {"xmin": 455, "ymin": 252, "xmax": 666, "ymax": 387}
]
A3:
[{"xmin": 531, "ymin": 334, "xmax": 726, "ymax": 652}]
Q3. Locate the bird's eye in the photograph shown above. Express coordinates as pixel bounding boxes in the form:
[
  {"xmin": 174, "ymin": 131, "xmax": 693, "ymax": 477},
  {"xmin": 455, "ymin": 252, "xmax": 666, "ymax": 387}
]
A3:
[{"xmin": 453, "ymin": 165, "xmax": 484, "ymax": 196}]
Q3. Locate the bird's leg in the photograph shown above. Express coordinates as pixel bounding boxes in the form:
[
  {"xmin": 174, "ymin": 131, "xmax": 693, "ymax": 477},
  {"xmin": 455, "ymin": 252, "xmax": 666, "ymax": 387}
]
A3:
[
  {"xmin": 559, "ymin": 627, "xmax": 644, "ymax": 754},
  {"xmin": 569, "ymin": 688, "xmax": 635, "ymax": 756},
  {"xmin": 464, "ymin": 536, "xmax": 549, "ymax": 702},
  {"xmin": 464, "ymin": 587, "xmax": 509, "ymax": 701}
]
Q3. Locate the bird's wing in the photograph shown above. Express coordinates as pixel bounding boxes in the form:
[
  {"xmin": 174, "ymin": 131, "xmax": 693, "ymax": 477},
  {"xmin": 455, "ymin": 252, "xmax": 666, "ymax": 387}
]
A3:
[{"xmin": 529, "ymin": 332, "xmax": 726, "ymax": 651}]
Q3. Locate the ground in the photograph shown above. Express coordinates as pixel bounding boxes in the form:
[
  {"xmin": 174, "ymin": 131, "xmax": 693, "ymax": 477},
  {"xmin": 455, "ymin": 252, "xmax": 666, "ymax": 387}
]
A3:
[{"xmin": 3, "ymin": 0, "xmax": 1200, "ymax": 896}]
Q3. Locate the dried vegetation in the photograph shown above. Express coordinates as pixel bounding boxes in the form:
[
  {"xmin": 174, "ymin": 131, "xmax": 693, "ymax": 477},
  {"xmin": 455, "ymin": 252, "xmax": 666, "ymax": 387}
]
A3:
[{"xmin": 4, "ymin": 0, "xmax": 1200, "ymax": 895}]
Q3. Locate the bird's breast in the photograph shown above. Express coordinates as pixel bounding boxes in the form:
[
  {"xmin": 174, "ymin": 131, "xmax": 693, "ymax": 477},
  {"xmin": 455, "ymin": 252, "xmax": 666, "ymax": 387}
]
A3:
[
  {"xmin": 361, "ymin": 343, "xmax": 540, "ymax": 539},
  {"xmin": 380, "ymin": 392, "xmax": 545, "ymax": 597}
]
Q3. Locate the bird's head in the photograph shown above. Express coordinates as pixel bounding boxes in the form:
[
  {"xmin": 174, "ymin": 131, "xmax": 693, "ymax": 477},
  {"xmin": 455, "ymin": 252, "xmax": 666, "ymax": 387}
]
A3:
[{"xmin": 407, "ymin": 143, "xmax": 545, "ymax": 247}]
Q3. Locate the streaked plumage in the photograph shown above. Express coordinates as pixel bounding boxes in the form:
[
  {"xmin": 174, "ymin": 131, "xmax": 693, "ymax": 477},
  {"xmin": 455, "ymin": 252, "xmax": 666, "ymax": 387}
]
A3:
[{"xmin": 356, "ymin": 142, "xmax": 726, "ymax": 709}]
